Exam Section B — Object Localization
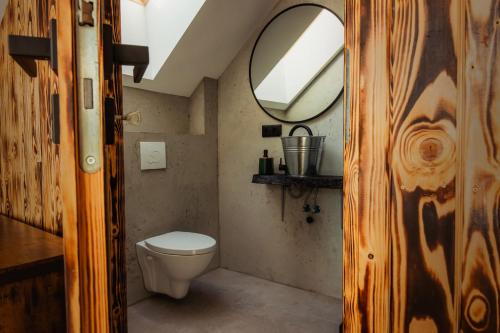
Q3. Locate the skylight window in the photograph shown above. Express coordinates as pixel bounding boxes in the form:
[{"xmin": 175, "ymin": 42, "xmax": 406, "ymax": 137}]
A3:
[
  {"xmin": 121, "ymin": 0, "xmax": 206, "ymax": 80},
  {"xmin": 254, "ymin": 10, "xmax": 344, "ymax": 110}
]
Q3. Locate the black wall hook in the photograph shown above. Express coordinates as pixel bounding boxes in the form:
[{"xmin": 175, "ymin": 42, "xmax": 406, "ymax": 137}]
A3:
[
  {"xmin": 103, "ymin": 24, "xmax": 149, "ymax": 83},
  {"xmin": 8, "ymin": 19, "xmax": 58, "ymax": 77}
]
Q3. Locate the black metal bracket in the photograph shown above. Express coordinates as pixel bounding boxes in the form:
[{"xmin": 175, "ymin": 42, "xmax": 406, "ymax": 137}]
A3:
[
  {"xmin": 8, "ymin": 19, "xmax": 58, "ymax": 77},
  {"xmin": 103, "ymin": 24, "xmax": 149, "ymax": 83},
  {"xmin": 104, "ymin": 97, "xmax": 116, "ymax": 145},
  {"xmin": 51, "ymin": 94, "xmax": 60, "ymax": 144}
]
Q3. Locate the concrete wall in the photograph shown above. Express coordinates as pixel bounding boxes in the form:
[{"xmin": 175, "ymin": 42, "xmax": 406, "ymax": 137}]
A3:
[
  {"xmin": 124, "ymin": 79, "xmax": 219, "ymax": 305},
  {"xmin": 218, "ymin": 0, "xmax": 344, "ymax": 298}
]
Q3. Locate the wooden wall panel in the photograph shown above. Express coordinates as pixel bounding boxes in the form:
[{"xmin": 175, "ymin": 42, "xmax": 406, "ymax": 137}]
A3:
[
  {"xmin": 390, "ymin": 0, "xmax": 460, "ymax": 332},
  {"xmin": 103, "ymin": 0, "xmax": 127, "ymax": 331},
  {"xmin": 344, "ymin": 0, "xmax": 499, "ymax": 332},
  {"xmin": 343, "ymin": 0, "xmax": 392, "ymax": 332},
  {"xmin": 461, "ymin": 0, "xmax": 499, "ymax": 332},
  {"xmin": 0, "ymin": 0, "xmax": 62, "ymax": 235},
  {"xmin": 0, "ymin": 0, "xmax": 83, "ymax": 329}
]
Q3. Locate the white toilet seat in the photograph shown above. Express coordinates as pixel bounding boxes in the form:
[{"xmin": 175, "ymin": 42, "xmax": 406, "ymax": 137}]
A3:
[{"xmin": 144, "ymin": 231, "xmax": 216, "ymax": 256}]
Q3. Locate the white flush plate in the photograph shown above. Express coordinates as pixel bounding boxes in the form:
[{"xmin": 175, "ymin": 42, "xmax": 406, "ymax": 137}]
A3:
[{"xmin": 140, "ymin": 142, "xmax": 166, "ymax": 170}]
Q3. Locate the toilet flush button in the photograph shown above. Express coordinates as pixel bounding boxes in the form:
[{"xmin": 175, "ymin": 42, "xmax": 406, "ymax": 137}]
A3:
[{"xmin": 140, "ymin": 142, "xmax": 166, "ymax": 170}]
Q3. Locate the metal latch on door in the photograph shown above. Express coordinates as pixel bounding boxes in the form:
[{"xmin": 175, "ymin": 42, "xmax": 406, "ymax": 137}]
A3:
[{"xmin": 75, "ymin": 1, "xmax": 149, "ymax": 173}]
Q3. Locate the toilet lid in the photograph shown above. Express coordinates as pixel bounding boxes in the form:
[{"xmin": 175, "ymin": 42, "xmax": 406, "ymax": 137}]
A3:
[{"xmin": 144, "ymin": 231, "xmax": 216, "ymax": 255}]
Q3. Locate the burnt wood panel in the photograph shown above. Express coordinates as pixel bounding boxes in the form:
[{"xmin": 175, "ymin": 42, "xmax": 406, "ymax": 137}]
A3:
[
  {"xmin": 0, "ymin": 216, "xmax": 65, "ymax": 332},
  {"xmin": 343, "ymin": 0, "xmax": 499, "ymax": 332},
  {"xmin": 103, "ymin": 0, "xmax": 127, "ymax": 331},
  {"xmin": 343, "ymin": 0, "xmax": 392, "ymax": 332},
  {"xmin": 0, "ymin": 270, "xmax": 66, "ymax": 332},
  {"xmin": 461, "ymin": 0, "xmax": 499, "ymax": 332},
  {"xmin": 0, "ymin": 0, "xmax": 62, "ymax": 235},
  {"xmin": 0, "ymin": 0, "xmax": 84, "ymax": 330},
  {"xmin": 390, "ymin": 0, "xmax": 460, "ymax": 331},
  {"xmin": 0, "ymin": 215, "xmax": 63, "ymax": 275}
]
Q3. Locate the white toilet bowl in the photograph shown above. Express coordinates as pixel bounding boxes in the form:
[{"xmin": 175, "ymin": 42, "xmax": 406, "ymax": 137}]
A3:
[{"xmin": 136, "ymin": 231, "xmax": 216, "ymax": 299}]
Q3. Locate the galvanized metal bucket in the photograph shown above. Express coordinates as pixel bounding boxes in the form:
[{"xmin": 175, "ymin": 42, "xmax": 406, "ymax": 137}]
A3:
[{"xmin": 281, "ymin": 125, "xmax": 325, "ymax": 176}]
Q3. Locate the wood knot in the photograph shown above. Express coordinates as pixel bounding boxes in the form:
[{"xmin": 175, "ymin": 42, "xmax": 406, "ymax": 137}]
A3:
[
  {"xmin": 112, "ymin": 225, "xmax": 119, "ymax": 237},
  {"xmin": 112, "ymin": 306, "xmax": 121, "ymax": 317},
  {"xmin": 466, "ymin": 292, "xmax": 490, "ymax": 330},
  {"xmin": 393, "ymin": 118, "xmax": 456, "ymax": 191},
  {"xmin": 419, "ymin": 138, "xmax": 443, "ymax": 161}
]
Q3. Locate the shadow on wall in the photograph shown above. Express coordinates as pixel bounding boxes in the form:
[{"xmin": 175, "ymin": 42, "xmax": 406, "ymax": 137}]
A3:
[{"xmin": 123, "ymin": 78, "xmax": 220, "ymax": 305}]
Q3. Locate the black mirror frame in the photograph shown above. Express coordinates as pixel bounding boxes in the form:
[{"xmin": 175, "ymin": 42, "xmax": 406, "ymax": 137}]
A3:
[{"xmin": 249, "ymin": 3, "xmax": 345, "ymax": 124}]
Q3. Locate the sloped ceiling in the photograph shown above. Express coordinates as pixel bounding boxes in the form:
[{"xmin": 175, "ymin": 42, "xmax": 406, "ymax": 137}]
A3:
[{"xmin": 122, "ymin": 0, "xmax": 280, "ymax": 97}]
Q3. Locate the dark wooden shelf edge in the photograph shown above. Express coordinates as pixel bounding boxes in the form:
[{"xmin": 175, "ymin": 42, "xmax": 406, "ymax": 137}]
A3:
[
  {"xmin": 252, "ymin": 174, "xmax": 343, "ymax": 189},
  {"xmin": 0, "ymin": 215, "xmax": 64, "ymax": 285}
]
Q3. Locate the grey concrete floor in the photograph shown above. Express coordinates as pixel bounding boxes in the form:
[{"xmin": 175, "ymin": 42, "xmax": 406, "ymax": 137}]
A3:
[{"xmin": 128, "ymin": 268, "xmax": 342, "ymax": 333}]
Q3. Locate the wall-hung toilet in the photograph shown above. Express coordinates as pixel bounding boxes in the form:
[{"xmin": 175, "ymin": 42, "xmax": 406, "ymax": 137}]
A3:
[{"xmin": 136, "ymin": 231, "xmax": 216, "ymax": 299}]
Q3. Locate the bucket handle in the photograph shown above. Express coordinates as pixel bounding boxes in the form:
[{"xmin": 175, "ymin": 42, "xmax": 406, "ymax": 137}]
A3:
[{"xmin": 288, "ymin": 124, "xmax": 313, "ymax": 136}]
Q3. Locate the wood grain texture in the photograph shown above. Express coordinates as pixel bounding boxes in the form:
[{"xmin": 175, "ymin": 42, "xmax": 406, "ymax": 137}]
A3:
[
  {"xmin": 0, "ymin": 0, "xmax": 82, "ymax": 330},
  {"xmin": 344, "ymin": 0, "xmax": 499, "ymax": 332},
  {"xmin": 461, "ymin": 0, "xmax": 499, "ymax": 332},
  {"xmin": 76, "ymin": 172, "xmax": 109, "ymax": 333},
  {"xmin": 0, "ymin": 270, "xmax": 66, "ymax": 332},
  {"xmin": 55, "ymin": 0, "xmax": 82, "ymax": 330},
  {"xmin": 390, "ymin": 0, "xmax": 460, "ymax": 331},
  {"xmin": 343, "ymin": 0, "xmax": 392, "ymax": 332},
  {"xmin": 0, "ymin": 0, "xmax": 62, "ymax": 235},
  {"xmin": 0, "ymin": 214, "xmax": 64, "ymax": 333},
  {"xmin": 0, "ymin": 0, "xmax": 115, "ymax": 330},
  {"xmin": 0, "ymin": 215, "xmax": 63, "ymax": 276},
  {"xmin": 103, "ymin": 0, "xmax": 127, "ymax": 331}
]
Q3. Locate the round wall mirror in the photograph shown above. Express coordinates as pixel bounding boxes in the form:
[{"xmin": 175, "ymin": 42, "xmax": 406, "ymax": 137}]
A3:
[{"xmin": 250, "ymin": 4, "xmax": 344, "ymax": 123}]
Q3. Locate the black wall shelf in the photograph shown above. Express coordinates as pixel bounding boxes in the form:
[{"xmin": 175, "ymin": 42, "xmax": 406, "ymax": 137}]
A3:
[{"xmin": 252, "ymin": 174, "xmax": 343, "ymax": 189}]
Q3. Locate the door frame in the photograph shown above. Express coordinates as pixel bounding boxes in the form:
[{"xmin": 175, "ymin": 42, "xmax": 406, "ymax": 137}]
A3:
[{"xmin": 57, "ymin": 0, "xmax": 122, "ymax": 331}]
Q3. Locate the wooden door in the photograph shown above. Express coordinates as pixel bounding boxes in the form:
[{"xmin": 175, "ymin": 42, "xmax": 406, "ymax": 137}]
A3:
[
  {"xmin": 71, "ymin": 0, "xmax": 126, "ymax": 331},
  {"xmin": 0, "ymin": 0, "xmax": 125, "ymax": 331},
  {"xmin": 343, "ymin": 0, "xmax": 499, "ymax": 332}
]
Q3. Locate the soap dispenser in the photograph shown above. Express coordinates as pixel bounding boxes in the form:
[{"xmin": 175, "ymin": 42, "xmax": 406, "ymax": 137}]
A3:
[{"xmin": 259, "ymin": 150, "xmax": 274, "ymax": 175}]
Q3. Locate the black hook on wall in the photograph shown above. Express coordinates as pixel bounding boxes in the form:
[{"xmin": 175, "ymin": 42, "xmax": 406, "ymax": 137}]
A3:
[{"xmin": 8, "ymin": 19, "xmax": 58, "ymax": 77}]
